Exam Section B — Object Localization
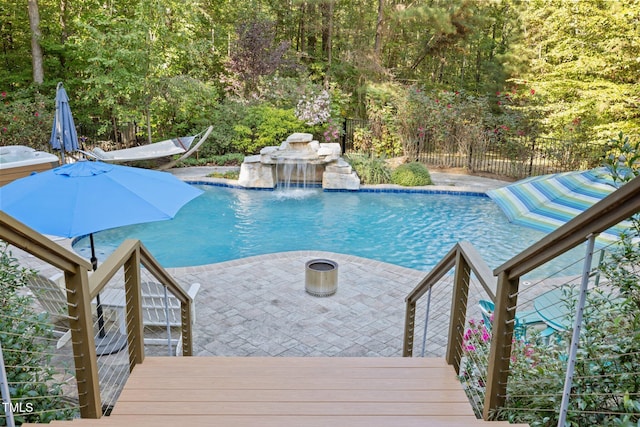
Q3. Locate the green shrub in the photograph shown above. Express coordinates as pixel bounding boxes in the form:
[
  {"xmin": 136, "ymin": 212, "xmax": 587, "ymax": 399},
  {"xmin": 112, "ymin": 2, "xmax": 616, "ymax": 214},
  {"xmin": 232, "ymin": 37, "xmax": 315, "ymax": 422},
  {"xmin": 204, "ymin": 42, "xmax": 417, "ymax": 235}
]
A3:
[
  {"xmin": 0, "ymin": 242, "xmax": 77, "ymax": 424},
  {"xmin": 232, "ymin": 105, "xmax": 306, "ymax": 154},
  {"xmin": 344, "ymin": 153, "xmax": 391, "ymax": 185},
  {"xmin": 391, "ymin": 162, "xmax": 432, "ymax": 186},
  {"xmin": 207, "ymin": 170, "xmax": 240, "ymax": 180},
  {"xmin": 179, "ymin": 152, "xmax": 245, "ymax": 167}
]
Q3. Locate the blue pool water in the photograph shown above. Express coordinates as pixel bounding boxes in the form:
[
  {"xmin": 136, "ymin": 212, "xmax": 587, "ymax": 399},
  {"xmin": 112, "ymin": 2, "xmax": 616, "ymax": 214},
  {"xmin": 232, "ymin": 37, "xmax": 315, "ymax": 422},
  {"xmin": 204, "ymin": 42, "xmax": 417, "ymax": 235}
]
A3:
[{"xmin": 73, "ymin": 185, "xmax": 581, "ymax": 273}]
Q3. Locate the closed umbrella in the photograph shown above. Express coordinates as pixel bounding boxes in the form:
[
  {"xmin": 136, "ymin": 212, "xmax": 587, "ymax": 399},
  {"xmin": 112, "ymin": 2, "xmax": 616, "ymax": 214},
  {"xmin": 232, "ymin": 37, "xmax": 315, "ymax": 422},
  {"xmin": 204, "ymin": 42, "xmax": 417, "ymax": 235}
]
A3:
[
  {"xmin": 0, "ymin": 160, "xmax": 203, "ymax": 354},
  {"xmin": 487, "ymin": 167, "xmax": 628, "ymax": 243},
  {"xmin": 50, "ymin": 82, "xmax": 79, "ymax": 163}
]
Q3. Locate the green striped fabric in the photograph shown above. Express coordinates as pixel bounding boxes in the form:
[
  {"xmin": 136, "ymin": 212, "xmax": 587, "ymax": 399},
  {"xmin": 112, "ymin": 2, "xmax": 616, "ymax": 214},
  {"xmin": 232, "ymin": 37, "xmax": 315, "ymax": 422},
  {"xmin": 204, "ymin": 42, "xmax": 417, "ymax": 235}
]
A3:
[{"xmin": 487, "ymin": 168, "xmax": 628, "ymax": 244}]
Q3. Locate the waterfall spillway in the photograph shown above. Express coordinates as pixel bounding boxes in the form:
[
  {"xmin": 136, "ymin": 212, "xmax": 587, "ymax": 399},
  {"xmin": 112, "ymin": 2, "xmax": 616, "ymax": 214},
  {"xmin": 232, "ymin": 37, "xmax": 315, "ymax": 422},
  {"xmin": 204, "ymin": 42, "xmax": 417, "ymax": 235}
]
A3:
[{"xmin": 276, "ymin": 159, "xmax": 319, "ymax": 191}]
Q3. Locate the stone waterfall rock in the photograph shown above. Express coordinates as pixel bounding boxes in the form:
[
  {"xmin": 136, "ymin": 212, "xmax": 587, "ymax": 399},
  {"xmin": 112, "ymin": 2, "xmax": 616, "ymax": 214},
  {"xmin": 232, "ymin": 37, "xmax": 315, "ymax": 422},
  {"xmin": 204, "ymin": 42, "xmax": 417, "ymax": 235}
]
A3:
[{"xmin": 238, "ymin": 134, "xmax": 360, "ymax": 191}]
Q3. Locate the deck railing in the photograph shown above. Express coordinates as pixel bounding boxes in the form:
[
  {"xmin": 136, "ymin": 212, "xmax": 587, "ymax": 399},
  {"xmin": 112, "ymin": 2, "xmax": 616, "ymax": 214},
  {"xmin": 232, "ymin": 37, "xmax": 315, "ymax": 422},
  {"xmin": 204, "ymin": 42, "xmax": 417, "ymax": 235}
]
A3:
[
  {"xmin": 403, "ymin": 174, "xmax": 640, "ymax": 424},
  {"xmin": 0, "ymin": 211, "xmax": 193, "ymax": 422}
]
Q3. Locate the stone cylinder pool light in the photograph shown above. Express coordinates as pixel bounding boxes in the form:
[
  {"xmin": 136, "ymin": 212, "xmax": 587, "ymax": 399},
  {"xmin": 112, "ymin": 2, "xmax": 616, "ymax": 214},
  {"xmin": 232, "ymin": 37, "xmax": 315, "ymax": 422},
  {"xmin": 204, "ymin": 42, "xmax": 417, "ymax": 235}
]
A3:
[{"xmin": 305, "ymin": 259, "xmax": 338, "ymax": 297}]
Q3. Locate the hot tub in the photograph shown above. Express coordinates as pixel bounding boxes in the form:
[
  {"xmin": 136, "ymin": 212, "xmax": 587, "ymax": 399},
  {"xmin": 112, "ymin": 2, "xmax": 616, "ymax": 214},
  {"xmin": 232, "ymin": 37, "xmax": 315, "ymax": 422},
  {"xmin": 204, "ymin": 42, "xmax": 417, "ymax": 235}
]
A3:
[{"xmin": 0, "ymin": 146, "xmax": 60, "ymax": 186}]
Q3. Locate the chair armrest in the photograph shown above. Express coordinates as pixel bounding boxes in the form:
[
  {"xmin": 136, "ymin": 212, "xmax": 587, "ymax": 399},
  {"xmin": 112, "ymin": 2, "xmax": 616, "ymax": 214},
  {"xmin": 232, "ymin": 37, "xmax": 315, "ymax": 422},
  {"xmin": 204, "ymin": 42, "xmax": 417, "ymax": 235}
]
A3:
[{"xmin": 187, "ymin": 283, "xmax": 201, "ymax": 300}]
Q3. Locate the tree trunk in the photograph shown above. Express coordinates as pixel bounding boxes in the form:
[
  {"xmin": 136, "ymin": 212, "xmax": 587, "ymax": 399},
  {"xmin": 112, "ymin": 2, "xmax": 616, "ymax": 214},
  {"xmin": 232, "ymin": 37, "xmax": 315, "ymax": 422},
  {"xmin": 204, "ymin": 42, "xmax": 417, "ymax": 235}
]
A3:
[
  {"xmin": 28, "ymin": 0, "xmax": 44, "ymax": 84},
  {"xmin": 321, "ymin": 0, "xmax": 333, "ymax": 87},
  {"xmin": 374, "ymin": 0, "xmax": 384, "ymax": 59},
  {"xmin": 306, "ymin": 2, "xmax": 317, "ymax": 59}
]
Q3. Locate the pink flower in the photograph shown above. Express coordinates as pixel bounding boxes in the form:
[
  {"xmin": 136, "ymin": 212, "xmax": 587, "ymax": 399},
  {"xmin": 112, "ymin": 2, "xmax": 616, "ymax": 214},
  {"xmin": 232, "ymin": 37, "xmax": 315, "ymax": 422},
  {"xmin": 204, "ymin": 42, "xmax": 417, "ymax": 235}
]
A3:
[
  {"xmin": 447, "ymin": 104, "xmax": 451, "ymax": 108},
  {"xmin": 435, "ymin": 99, "xmax": 439, "ymax": 103},
  {"xmin": 1, "ymin": 127, "xmax": 6, "ymax": 132},
  {"xmin": 497, "ymin": 101, "xmax": 502, "ymax": 105},
  {"xmin": 1, "ymin": 91, "xmax": 6, "ymax": 97},
  {"xmin": 530, "ymin": 89, "xmax": 535, "ymax": 95},
  {"xmin": 34, "ymin": 112, "xmax": 39, "ymax": 117},
  {"xmin": 481, "ymin": 330, "xmax": 490, "ymax": 342}
]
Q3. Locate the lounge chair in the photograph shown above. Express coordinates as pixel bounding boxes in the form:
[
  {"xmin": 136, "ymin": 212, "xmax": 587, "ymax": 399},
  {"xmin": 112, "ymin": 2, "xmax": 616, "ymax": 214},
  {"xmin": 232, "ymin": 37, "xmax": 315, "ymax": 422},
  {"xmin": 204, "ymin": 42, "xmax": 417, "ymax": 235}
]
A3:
[
  {"xmin": 83, "ymin": 125, "xmax": 213, "ymax": 170},
  {"xmin": 99, "ymin": 281, "xmax": 200, "ymax": 352},
  {"xmin": 26, "ymin": 272, "xmax": 128, "ymax": 349},
  {"xmin": 27, "ymin": 272, "xmax": 199, "ymax": 353}
]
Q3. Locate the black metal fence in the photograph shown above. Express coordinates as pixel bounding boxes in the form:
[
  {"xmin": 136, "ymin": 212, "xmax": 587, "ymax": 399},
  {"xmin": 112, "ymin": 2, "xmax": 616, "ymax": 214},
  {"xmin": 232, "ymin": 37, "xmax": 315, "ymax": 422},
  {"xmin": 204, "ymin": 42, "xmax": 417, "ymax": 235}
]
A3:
[{"xmin": 341, "ymin": 118, "xmax": 604, "ymax": 179}]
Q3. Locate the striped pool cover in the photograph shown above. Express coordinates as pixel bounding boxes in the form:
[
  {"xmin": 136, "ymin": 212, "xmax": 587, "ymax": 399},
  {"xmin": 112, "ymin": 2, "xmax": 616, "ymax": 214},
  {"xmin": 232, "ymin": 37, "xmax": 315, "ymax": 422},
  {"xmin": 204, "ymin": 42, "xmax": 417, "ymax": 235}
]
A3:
[{"xmin": 487, "ymin": 168, "xmax": 628, "ymax": 244}]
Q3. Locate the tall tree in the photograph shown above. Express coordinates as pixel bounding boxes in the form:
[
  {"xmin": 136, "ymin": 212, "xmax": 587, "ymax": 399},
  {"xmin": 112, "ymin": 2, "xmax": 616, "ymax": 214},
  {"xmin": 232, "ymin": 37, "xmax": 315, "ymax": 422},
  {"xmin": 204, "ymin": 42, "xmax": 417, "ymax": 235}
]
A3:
[
  {"xmin": 374, "ymin": 0, "xmax": 384, "ymax": 60},
  {"xmin": 513, "ymin": 0, "xmax": 640, "ymax": 139},
  {"xmin": 27, "ymin": 0, "xmax": 44, "ymax": 84}
]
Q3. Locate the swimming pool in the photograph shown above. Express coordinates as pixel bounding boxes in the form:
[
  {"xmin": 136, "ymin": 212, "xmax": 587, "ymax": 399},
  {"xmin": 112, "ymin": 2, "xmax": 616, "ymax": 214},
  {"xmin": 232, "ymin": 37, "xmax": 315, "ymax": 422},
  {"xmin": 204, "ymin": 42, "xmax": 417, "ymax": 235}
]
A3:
[{"xmin": 72, "ymin": 184, "xmax": 581, "ymax": 273}]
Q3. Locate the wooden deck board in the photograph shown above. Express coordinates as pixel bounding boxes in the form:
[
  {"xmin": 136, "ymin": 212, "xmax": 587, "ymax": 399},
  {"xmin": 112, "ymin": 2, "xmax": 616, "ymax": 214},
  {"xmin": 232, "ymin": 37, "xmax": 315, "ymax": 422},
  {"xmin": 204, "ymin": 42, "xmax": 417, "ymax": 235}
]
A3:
[{"xmin": 26, "ymin": 356, "xmax": 528, "ymax": 426}]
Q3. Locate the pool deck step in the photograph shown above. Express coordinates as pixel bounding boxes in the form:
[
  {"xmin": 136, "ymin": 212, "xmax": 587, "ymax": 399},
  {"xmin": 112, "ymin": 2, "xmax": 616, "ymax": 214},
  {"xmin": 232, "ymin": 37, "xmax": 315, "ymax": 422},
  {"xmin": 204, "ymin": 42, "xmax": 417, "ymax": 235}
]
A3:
[{"xmin": 27, "ymin": 357, "xmax": 528, "ymax": 426}]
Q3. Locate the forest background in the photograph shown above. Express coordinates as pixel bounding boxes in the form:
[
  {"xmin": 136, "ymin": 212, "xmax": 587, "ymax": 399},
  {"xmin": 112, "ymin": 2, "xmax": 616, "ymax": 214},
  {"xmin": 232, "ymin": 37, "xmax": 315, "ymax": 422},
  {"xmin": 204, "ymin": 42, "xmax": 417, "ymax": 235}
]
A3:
[{"xmin": 1, "ymin": 0, "xmax": 638, "ymax": 159}]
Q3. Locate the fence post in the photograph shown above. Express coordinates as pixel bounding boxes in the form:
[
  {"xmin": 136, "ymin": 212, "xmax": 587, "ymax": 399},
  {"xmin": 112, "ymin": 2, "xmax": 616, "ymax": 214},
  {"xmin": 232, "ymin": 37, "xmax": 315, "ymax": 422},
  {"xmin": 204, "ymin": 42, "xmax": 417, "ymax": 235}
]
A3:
[{"xmin": 528, "ymin": 137, "xmax": 536, "ymax": 176}]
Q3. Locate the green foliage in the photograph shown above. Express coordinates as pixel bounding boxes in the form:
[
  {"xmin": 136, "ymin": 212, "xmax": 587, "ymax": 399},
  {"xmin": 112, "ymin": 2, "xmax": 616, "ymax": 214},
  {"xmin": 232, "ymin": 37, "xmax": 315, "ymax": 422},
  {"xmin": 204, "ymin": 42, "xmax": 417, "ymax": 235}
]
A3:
[
  {"xmin": 232, "ymin": 105, "xmax": 305, "ymax": 154},
  {"xmin": 178, "ymin": 152, "xmax": 245, "ymax": 167},
  {"xmin": 515, "ymin": 0, "xmax": 640, "ymax": 140},
  {"xmin": 2, "ymin": 0, "xmax": 637, "ymax": 153},
  {"xmin": 149, "ymin": 76, "xmax": 220, "ymax": 138},
  {"xmin": 604, "ymin": 133, "xmax": 640, "ymax": 186},
  {"xmin": 0, "ymin": 242, "xmax": 77, "ymax": 425},
  {"xmin": 391, "ymin": 162, "xmax": 432, "ymax": 186},
  {"xmin": 207, "ymin": 170, "xmax": 240, "ymax": 180},
  {"xmin": 201, "ymin": 100, "xmax": 248, "ymax": 156},
  {"xmin": 0, "ymin": 89, "xmax": 53, "ymax": 150},
  {"xmin": 344, "ymin": 153, "xmax": 391, "ymax": 185}
]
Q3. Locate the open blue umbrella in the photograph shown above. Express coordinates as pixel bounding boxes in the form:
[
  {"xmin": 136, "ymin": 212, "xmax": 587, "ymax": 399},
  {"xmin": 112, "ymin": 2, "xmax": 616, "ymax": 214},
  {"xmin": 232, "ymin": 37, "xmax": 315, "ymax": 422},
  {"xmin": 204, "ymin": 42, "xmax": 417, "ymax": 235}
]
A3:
[
  {"xmin": 0, "ymin": 160, "xmax": 203, "ymax": 354},
  {"xmin": 50, "ymin": 82, "xmax": 79, "ymax": 163}
]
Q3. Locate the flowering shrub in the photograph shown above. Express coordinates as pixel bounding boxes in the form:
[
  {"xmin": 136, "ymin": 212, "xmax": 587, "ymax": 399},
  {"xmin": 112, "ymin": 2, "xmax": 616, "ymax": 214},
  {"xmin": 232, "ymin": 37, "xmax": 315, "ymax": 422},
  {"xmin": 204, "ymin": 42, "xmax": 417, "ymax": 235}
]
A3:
[
  {"xmin": 459, "ymin": 318, "xmax": 493, "ymax": 416},
  {"xmin": 0, "ymin": 90, "xmax": 53, "ymax": 150},
  {"xmin": 295, "ymin": 89, "xmax": 331, "ymax": 126}
]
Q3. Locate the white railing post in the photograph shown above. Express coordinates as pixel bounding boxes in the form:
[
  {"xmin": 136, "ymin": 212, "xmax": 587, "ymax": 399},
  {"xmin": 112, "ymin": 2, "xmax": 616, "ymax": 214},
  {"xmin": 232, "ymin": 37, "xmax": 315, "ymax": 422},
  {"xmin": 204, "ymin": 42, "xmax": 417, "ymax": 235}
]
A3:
[
  {"xmin": 0, "ymin": 342, "xmax": 15, "ymax": 427},
  {"xmin": 557, "ymin": 234, "xmax": 597, "ymax": 427}
]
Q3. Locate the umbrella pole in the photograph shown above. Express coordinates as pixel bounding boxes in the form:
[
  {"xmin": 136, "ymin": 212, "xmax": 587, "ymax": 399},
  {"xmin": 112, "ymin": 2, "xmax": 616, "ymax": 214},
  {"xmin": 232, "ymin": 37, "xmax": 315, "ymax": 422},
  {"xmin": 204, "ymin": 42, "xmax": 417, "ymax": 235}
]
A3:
[
  {"xmin": 90, "ymin": 234, "xmax": 127, "ymax": 356},
  {"xmin": 90, "ymin": 234, "xmax": 106, "ymax": 338}
]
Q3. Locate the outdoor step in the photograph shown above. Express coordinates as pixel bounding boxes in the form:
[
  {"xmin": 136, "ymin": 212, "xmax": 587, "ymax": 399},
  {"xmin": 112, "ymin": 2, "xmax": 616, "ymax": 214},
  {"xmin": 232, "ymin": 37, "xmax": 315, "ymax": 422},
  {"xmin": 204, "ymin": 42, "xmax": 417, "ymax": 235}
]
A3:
[{"xmin": 21, "ymin": 356, "xmax": 529, "ymax": 426}]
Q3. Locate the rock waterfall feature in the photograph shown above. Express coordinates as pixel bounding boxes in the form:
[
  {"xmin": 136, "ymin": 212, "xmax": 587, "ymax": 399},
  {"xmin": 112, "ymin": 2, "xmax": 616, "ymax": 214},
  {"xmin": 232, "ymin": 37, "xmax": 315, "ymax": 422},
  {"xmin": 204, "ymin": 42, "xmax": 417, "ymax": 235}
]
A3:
[{"xmin": 238, "ymin": 133, "xmax": 360, "ymax": 190}]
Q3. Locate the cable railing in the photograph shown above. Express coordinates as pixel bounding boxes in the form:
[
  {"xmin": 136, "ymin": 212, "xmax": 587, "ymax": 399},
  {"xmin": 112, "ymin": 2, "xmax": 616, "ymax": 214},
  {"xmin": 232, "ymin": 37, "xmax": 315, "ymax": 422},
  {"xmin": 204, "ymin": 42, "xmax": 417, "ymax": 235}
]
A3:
[
  {"xmin": 404, "ymin": 173, "xmax": 640, "ymax": 425},
  {"xmin": 0, "ymin": 211, "xmax": 194, "ymax": 423}
]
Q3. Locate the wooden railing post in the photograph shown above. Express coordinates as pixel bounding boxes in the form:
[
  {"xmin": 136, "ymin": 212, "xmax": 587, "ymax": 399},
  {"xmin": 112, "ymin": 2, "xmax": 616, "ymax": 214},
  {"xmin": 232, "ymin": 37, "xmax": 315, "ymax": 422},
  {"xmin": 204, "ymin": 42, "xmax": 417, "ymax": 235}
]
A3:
[
  {"xmin": 446, "ymin": 249, "xmax": 470, "ymax": 374},
  {"xmin": 180, "ymin": 301, "xmax": 193, "ymax": 356},
  {"xmin": 65, "ymin": 267, "xmax": 102, "ymax": 419},
  {"xmin": 402, "ymin": 300, "xmax": 417, "ymax": 357},
  {"xmin": 124, "ymin": 248, "xmax": 145, "ymax": 370},
  {"xmin": 483, "ymin": 271, "xmax": 519, "ymax": 420}
]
